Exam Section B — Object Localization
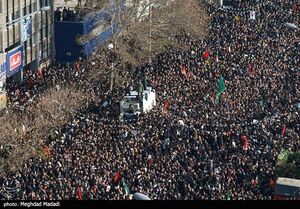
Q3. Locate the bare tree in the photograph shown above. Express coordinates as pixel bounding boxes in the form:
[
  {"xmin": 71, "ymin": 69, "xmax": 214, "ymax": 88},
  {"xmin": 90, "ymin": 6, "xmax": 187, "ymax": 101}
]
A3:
[
  {"xmin": 0, "ymin": 87, "xmax": 88, "ymax": 175},
  {"xmin": 110, "ymin": 0, "xmax": 208, "ymax": 65}
]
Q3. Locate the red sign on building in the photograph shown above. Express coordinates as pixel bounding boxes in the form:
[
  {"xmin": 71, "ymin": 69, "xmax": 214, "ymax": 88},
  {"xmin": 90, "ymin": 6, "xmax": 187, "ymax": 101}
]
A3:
[{"xmin": 9, "ymin": 51, "xmax": 22, "ymax": 71}]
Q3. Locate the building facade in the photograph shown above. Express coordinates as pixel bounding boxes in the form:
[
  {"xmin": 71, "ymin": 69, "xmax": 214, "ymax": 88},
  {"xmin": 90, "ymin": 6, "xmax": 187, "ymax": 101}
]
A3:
[{"xmin": 0, "ymin": 0, "xmax": 54, "ymax": 82}]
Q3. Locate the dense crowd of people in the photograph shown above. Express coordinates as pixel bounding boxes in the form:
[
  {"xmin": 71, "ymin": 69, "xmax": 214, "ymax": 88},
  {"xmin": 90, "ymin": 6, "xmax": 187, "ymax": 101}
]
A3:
[{"xmin": 1, "ymin": 0, "xmax": 300, "ymax": 200}]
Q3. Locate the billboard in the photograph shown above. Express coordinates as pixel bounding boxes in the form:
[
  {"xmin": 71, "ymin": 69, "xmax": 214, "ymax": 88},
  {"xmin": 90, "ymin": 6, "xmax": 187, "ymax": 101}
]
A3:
[{"xmin": 6, "ymin": 46, "xmax": 23, "ymax": 77}]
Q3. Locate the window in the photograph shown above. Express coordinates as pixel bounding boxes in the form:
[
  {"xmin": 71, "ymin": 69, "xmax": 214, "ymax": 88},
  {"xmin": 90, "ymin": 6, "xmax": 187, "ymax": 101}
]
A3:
[
  {"xmin": 12, "ymin": 0, "xmax": 15, "ymax": 19},
  {"xmin": 23, "ymin": 7, "xmax": 27, "ymax": 16},
  {"xmin": 13, "ymin": 24, "xmax": 15, "ymax": 44},
  {"xmin": 15, "ymin": 23, "xmax": 20, "ymax": 43},
  {"xmin": 14, "ymin": 10, "xmax": 20, "ymax": 19},
  {"xmin": 6, "ymin": 0, "xmax": 11, "ymax": 23},
  {"xmin": 8, "ymin": 26, "xmax": 14, "ymax": 46},
  {"xmin": 29, "ymin": 1, "xmax": 32, "ymax": 13},
  {"xmin": 6, "ymin": 29, "xmax": 9, "ymax": 49},
  {"xmin": 27, "ymin": 5, "xmax": 31, "ymax": 14},
  {"xmin": 32, "ymin": 2, "xmax": 37, "ymax": 12},
  {"xmin": 40, "ymin": 0, "xmax": 49, "ymax": 8}
]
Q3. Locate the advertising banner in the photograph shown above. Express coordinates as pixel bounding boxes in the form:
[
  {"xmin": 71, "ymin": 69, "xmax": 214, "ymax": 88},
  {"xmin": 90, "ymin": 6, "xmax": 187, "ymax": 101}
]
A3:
[
  {"xmin": 6, "ymin": 46, "xmax": 23, "ymax": 77},
  {"xmin": 22, "ymin": 16, "xmax": 32, "ymax": 42}
]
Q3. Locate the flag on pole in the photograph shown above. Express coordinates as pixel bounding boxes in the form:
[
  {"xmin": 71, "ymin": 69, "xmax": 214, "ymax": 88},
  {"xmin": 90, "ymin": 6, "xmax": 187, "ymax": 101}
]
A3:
[
  {"xmin": 163, "ymin": 100, "xmax": 170, "ymax": 112},
  {"xmin": 44, "ymin": 146, "xmax": 51, "ymax": 157},
  {"xmin": 252, "ymin": 176, "xmax": 261, "ymax": 188},
  {"xmin": 256, "ymin": 176, "xmax": 261, "ymax": 188},
  {"xmin": 122, "ymin": 180, "xmax": 130, "ymax": 195},
  {"xmin": 281, "ymin": 125, "xmax": 286, "ymax": 136},
  {"xmin": 203, "ymin": 49, "xmax": 210, "ymax": 59},
  {"xmin": 241, "ymin": 135, "xmax": 249, "ymax": 151},
  {"xmin": 113, "ymin": 171, "xmax": 121, "ymax": 183},
  {"xmin": 214, "ymin": 76, "xmax": 226, "ymax": 104},
  {"xmin": 76, "ymin": 186, "xmax": 83, "ymax": 200},
  {"xmin": 181, "ymin": 66, "xmax": 187, "ymax": 76}
]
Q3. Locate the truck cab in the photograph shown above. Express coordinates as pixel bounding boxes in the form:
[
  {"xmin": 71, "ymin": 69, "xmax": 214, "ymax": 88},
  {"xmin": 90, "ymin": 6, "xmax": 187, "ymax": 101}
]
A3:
[{"xmin": 120, "ymin": 87, "xmax": 156, "ymax": 122}]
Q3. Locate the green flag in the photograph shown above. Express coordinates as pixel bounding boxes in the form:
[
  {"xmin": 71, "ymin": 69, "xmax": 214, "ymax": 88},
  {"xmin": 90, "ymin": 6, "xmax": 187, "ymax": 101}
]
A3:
[
  {"xmin": 122, "ymin": 180, "xmax": 130, "ymax": 195},
  {"xmin": 215, "ymin": 76, "xmax": 226, "ymax": 104},
  {"xmin": 256, "ymin": 176, "xmax": 261, "ymax": 189},
  {"xmin": 277, "ymin": 149, "xmax": 289, "ymax": 162},
  {"xmin": 226, "ymin": 190, "xmax": 231, "ymax": 200}
]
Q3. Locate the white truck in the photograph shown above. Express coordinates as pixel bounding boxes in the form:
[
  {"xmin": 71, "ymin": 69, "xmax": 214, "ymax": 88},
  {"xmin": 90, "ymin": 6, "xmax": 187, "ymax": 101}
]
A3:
[{"xmin": 120, "ymin": 86, "xmax": 156, "ymax": 122}]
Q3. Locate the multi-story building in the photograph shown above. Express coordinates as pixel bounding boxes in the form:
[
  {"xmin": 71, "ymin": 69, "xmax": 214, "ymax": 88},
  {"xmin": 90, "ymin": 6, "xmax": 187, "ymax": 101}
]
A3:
[{"xmin": 0, "ymin": 0, "xmax": 54, "ymax": 82}]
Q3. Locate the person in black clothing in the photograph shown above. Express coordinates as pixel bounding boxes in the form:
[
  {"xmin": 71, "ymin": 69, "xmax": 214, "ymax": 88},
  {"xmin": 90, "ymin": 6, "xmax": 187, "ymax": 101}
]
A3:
[
  {"xmin": 62, "ymin": 7, "xmax": 68, "ymax": 21},
  {"xmin": 54, "ymin": 8, "xmax": 62, "ymax": 21}
]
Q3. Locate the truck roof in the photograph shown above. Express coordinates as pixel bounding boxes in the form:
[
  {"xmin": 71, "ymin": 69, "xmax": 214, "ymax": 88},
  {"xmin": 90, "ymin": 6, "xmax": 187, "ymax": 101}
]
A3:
[
  {"xmin": 276, "ymin": 177, "xmax": 300, "ymax": 187},
  {"xmin": 275, "ymin": 177, "xmax": 300, "ymax": 197},
  {"xmin": 123, "ymin": 95, "xmax": 139, "ymax": 99}
]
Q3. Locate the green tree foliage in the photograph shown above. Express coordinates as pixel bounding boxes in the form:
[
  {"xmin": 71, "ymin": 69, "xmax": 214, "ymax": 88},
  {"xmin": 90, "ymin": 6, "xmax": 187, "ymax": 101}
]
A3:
[{"xmin": 275, "ymin": 151, "xmax": 300, "ymax": 179}]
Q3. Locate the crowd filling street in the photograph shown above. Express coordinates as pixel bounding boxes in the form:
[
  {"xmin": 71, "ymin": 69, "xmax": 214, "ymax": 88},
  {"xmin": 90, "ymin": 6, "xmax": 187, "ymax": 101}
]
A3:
[{"xmin": 0, "ymin": 0, "xmax": 299, "ymax": 200}]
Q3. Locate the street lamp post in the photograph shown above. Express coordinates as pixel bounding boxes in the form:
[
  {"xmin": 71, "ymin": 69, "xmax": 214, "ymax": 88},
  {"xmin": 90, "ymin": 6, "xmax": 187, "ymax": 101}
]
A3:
[
  {"xmin": 109, "ymin": 7, "xmax": 116, "ymax": 92},
  {"xmin": 108, "ymin": 43, "xmax": 114, "ymax": 92}
]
